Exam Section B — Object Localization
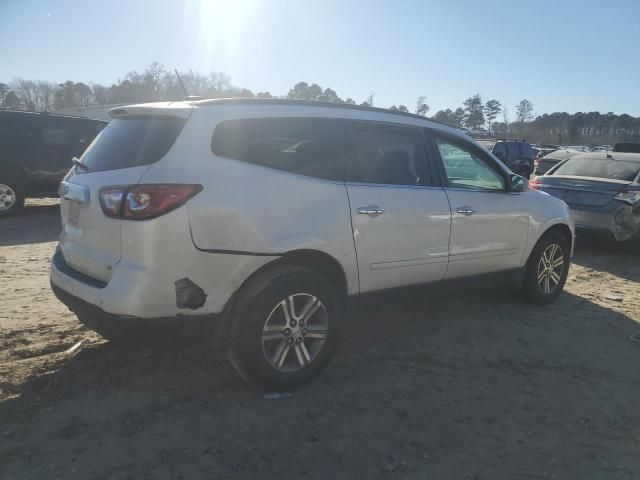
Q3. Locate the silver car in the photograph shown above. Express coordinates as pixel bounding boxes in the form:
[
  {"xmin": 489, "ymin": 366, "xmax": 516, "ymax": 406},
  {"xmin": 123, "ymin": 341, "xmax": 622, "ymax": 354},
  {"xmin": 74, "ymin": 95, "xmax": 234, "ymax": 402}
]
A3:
[
  {"xmin": 531, "ymin": 151, "xmax": 640, "ymax": 241},
  {"xmin": 533, "ymin": 149, "xmax": 582, "ymax": 176},
  {"xmin": 50, "ymin": 99, "xmax": 574, "ymax": 389}
]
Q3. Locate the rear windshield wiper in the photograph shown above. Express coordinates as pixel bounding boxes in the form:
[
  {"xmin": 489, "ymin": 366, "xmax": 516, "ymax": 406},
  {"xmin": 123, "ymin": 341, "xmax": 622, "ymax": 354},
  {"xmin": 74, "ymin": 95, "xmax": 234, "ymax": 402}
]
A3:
[{"xmin": 72, "ymin": 157, "xmax": 89, "ymax": 171}]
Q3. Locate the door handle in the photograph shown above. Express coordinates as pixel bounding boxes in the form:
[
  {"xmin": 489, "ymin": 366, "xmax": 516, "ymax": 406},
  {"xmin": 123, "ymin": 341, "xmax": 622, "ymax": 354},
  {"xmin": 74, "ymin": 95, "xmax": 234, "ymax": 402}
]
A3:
[
  {"xmin": 357, "ymin": 205, "xmax": 385, "ymax": 216},
  {"xmin": 456, "ymin": 205, "xmax": 476, "ymax": 216}
]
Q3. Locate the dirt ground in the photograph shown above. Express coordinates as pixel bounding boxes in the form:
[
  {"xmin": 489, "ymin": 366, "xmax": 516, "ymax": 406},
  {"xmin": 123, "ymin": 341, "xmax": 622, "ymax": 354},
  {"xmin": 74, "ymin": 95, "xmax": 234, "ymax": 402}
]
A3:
[{"xmin": 1, "ymin": 200, "xmax": 639, "ymax": 480}]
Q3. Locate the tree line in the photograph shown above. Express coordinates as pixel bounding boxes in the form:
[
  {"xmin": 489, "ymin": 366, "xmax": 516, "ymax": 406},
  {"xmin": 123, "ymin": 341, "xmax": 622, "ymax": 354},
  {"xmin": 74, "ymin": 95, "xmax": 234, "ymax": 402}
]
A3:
[{"xmin": 2, "ymin": 62, "xmax": 639, "ymax": 146}]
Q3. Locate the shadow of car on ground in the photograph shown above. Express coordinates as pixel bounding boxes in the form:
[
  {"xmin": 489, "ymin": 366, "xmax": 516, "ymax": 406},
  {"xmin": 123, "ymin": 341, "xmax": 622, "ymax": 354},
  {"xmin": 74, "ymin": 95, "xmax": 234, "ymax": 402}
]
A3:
[
  {"xmin": 0, "ymin": 201, "xmax": 61, "ymax": 247},
  {"xmin": 1, "ymin": 285, "xmax": 639, "ymax": 479}
]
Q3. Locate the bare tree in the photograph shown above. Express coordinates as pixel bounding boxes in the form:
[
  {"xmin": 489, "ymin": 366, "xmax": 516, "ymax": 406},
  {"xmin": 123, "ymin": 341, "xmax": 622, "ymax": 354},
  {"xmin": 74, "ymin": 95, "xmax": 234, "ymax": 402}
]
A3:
[{"xmin": 516, "ymin": 99, "xmax": 534, "ymax": 123}]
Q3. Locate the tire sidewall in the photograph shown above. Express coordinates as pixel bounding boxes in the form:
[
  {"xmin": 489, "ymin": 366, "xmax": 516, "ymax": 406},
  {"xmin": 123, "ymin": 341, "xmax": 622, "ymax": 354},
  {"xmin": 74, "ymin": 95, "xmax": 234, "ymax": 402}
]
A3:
[{"xmin": 229, "ymin": 267, "xmax": 344, "ymax": 390}]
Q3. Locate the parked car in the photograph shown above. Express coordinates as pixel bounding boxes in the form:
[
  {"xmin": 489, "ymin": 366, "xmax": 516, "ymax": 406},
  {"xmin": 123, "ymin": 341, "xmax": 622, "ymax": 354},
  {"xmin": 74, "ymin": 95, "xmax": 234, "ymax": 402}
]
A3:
[
  {"xmin": 532, "ymin": 146, "xmax": 557, "ymax": 159},
  {"xmin": 591, "ymin": 145, "xmax": 613, "ymax": 152},
  {"xmin": 0, "ymin": 111, "xmax": 107, "ymax": 216},
  {"xmin": 531, "ymin": 151, "xmax": 640, "ymax": 242},
  {"xmin": 614, "ymin": 142, "xmax": 640, "ymax": 153},
  {"xmin": 533, "ymin": 149, "xmax": 582, "ymax": 176},
  {"xmin": 491, "ymin": 139, "xmax": 535, "ymax": 178},
  {"xmin": 50, "ymin": 99, "xmax": 574, "ymax": 389},
  {"xmin": 563, "ymin": 145, "xmax": 590, "ymax": 152}
]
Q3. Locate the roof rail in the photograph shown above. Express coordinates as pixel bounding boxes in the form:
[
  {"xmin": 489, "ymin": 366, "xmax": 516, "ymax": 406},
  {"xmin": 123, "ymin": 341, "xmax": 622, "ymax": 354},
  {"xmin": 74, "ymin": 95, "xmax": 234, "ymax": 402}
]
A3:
[{"xmin": 192, "ymin": 97, "xmax": 455, "ymax": 128}]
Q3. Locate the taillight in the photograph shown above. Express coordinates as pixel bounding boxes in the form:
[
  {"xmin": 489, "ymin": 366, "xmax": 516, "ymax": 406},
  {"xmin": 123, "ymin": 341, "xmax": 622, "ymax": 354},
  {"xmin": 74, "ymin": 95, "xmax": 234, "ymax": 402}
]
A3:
[
  {"xmin": 614, "ymin": 190, "xmax": 640, "ymax": 205},
  {"xmin": 529, "ymin": 177, "xmax": 542, "ymax": 190},
  {"xmin": 99, "ymin": 184, "xmax": 202, "ymax": 220}
]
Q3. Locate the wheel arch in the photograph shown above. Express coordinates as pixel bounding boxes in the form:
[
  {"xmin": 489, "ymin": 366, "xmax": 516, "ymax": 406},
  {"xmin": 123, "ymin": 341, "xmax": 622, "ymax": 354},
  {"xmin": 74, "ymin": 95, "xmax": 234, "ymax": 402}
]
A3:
[
  {"xmin": 527, "ymin": 221, "xmax": 574, "ymax": 266},
  {"xmin": 229, "ymin": 249, "xmax": 350, "ymax": 313}
]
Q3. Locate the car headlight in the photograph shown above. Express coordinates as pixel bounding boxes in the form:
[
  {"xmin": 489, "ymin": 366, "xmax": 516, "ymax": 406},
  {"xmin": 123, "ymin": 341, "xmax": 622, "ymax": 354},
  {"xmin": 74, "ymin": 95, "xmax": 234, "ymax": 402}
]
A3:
[{"xmin": 614, "ymin": 190, "xmax": 640, "ymax": 205}]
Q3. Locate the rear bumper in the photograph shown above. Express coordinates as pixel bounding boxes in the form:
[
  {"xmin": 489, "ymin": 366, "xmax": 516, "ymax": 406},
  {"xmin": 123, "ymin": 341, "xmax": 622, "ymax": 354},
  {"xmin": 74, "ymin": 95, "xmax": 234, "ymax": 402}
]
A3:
[
  {"xmin": 51, "ymin": 280, "xmax": 223, "ymax": 344},
  {"xmin": 571, "ymin": 203, "xmax": 640, "ymax": 242}
]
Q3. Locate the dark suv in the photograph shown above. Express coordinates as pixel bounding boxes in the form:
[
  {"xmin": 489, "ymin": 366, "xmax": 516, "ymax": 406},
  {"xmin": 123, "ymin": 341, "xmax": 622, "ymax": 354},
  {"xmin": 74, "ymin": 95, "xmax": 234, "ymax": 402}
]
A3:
[
  {"xmin": 491, "ymin": 139, "xmax": 535, "ymax": 178},
  {"xmin": 0, "ymin": 111, "xmax": 107, "ymax": 216}
]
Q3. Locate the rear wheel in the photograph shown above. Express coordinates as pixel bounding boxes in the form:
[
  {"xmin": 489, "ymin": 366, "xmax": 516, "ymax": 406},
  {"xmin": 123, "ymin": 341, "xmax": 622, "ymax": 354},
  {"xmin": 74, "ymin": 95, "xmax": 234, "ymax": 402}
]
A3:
[
  {"xmin": 227, "ymin": 266, "xmax": 344, "ymax": 390},
  {"xmin": 521, "ymin": 230, "xmax": 570, "ymax": 304},
  {"xmin": 0, "ymin": 179, "xmax": 25, "ymax": 217}
]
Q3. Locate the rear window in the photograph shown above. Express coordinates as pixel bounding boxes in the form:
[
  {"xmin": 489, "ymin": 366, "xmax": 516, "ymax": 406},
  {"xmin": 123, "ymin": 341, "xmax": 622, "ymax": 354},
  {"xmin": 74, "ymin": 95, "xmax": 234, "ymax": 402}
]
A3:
[
  {"xmin": 80, "ymin": 115, "xmax": 186, "ymax": 173},
  {"xmin": 506, "ymin": 142, "xmax": 519, "ymax": 160},
  {"xmin": 553, "ymin": 158, "xmax": 640, "ymax": 181},
  {"xmin": 211, "ymin": 117, "xmax": 346, "ymax": 181}
]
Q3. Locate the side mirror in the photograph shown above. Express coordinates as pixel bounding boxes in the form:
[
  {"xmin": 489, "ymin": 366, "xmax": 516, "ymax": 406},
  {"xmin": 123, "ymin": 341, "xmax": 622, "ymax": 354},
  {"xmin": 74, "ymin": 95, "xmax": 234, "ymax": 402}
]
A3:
[{"xmin": 509, "ymin": 173, "xmax": 527, "ymax": 192}]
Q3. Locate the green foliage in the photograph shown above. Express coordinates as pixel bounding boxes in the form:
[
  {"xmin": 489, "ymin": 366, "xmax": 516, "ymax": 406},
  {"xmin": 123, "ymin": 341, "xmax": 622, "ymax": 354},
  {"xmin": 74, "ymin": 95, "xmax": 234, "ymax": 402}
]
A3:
[
  {"xmin": 286, "ymin": 82, "xmax": 344, "ymax": 103},
  {"xmin": 2, "ymin": 63, "xmax": 639, "ymax": 145},
  {"xmin": 484, "ymin": 99, "xmax": 502, "ymax": 130},
  {"xmin": 415, "ymin": 96, "xmax": 429, "ymax": 116},
  {"xmin": 463, "ymin": 93, "xmax": 484, "ymax": 129},
  {"xmin": 432, "ymin": 108, "xmax": 465, "ymax": 128}
]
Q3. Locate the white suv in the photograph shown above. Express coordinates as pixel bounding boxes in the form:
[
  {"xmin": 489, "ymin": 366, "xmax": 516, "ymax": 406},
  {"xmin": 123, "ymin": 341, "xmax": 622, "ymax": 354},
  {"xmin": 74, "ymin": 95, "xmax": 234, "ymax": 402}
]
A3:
[{"xmin": 50, "ymin": 99, "xmax": 574, "ymax": 389}]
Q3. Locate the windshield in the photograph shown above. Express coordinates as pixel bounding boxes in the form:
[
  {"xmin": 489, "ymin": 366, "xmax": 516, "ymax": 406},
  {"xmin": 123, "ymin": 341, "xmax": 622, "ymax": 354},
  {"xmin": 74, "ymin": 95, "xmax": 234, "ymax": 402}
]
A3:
[
  {"xmin": 80, "ymin": 115, "xmax": 186, "ymax": 173},
  {"xmin": 553, "ymin": 158, "xmax": 640, "ymax": 181}
]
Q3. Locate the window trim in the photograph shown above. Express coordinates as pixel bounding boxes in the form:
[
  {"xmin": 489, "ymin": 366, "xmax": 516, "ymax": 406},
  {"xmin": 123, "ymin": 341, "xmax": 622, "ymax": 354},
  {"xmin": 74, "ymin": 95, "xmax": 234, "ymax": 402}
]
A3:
[
  {"xmin": 425, "ymin": 129, "xmax": 509, "ymax": 193},
  {"xmin": 345, "ymin": 120, "xmax": 436, "ymax": 187}
]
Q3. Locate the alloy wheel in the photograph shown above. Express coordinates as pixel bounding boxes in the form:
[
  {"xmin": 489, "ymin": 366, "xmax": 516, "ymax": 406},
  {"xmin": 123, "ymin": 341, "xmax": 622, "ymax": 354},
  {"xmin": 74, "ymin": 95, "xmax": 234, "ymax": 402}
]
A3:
[
  {"xmin": 261, "ymin": 293, "xmax": 329, "ymax": 372},
  {"xmin": 0, "ymin": 184, "xmax": 16, "ymax": 211},
  {"xmin": 536, "ymin": 243, "xmax": 565, "ymax": 294}
]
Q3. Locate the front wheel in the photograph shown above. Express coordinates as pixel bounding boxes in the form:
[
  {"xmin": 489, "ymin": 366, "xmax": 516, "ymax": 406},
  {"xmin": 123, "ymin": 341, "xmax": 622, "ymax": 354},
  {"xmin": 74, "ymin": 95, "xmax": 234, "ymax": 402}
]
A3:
[
  {"xmin": 227, "ymin": 266, "xmax": 344, "ymax": 390},
  {"xmin": 521, "ymin": 230, "xmax": 570, "ymax": 305}
]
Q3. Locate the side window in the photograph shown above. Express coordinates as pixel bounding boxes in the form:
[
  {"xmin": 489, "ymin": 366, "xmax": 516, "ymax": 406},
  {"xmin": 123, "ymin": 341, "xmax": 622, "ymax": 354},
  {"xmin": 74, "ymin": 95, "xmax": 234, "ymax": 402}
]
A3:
[
  {"xmin": 506, "ymin": 142, "xmax": 519, "ymax": 160},
  {"xmin": 520, "ymin": 142, "xmax": 534, "ymax": 160},
  {"xmin": 212, "ymin": 118, "xmax": 346, "ymax": 181},
  {"xmin": 348, "ymin": 123, "xmax": 430, "ymax": 186},
  {"xmin": 435, "ymin": 137, "xmax": 505, "ymax": 191},
  {"xmin": 43, "ymin": 128, "xmax": 69, "ymax": 146}
]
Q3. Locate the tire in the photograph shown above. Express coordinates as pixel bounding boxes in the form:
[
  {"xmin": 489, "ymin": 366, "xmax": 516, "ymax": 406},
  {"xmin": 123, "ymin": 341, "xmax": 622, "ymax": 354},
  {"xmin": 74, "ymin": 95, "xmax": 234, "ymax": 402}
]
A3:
[
  {"xmin": 0, "ymin": 178, "xmax": 25, "ymax": 218},
  {"xmin": 521, "ymin": 230, "xmax": 570, "ymax": 305},
  {"xmin": 227, "ymin": 266, "xmax": 344, "ymax": 391}
]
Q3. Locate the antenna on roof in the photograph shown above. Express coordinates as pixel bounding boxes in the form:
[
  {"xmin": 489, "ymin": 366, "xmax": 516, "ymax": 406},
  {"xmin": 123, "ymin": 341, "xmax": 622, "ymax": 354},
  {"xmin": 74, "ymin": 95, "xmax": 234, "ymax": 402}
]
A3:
[{"xmin": 174, "ymin": 69, "xmax": 189, "ymax": 99}]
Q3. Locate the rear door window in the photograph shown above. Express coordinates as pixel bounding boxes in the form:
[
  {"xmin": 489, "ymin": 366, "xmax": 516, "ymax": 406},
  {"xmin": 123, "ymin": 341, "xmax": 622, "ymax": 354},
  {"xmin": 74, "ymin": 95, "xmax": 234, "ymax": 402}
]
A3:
[
  {"xmin": 81, "ymin": 116, "xmax": 186, "ymax": 173},
  {"xmin": 347, "ymin": 122, "xmax": 431, "ymax": 186},
  {"xmin": 212, "ymin": 117, "xmax": 347, "ymax": 181}
]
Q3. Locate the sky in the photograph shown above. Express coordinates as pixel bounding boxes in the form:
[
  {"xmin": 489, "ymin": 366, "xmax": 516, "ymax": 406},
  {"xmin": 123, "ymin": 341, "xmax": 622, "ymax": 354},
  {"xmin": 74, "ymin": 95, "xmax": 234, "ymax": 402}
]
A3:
[{"xmin": 2, "ymin": 0, "xmax": 640, "ymax": 117}]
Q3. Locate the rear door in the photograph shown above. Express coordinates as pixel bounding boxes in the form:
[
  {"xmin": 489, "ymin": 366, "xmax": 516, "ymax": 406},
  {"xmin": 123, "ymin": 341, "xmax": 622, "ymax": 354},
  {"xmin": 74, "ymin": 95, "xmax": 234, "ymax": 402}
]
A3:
[
  {"xmin": 59, "ymin": 111, "xmax": 189, "ymax": 283},
  {"xmin": 345, "ymin": 121, "xmax": 451, "ymax": 292}
]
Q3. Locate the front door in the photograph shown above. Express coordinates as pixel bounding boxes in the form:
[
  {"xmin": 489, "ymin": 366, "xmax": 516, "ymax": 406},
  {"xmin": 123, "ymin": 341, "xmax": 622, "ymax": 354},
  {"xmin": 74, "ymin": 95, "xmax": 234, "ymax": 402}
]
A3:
[
  {"xmin": 346, "ymin": 121, "xmax": 451, "ymax": 293},
  {"xmin": 430, "ymin": 134, "xmax": 529, "ymax": 279}
]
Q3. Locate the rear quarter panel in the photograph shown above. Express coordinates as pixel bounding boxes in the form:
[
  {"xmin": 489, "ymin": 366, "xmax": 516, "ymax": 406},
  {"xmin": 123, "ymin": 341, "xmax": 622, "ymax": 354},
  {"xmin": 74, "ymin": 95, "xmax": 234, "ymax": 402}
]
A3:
[{"xmin": 137, "ymin": 106, "xmax": 360, "ymax": 296}]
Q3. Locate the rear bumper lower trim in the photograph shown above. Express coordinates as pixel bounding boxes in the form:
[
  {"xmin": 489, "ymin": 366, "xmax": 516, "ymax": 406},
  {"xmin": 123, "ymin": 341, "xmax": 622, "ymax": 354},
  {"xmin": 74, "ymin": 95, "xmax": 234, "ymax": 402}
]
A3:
[
  {"xmin": 52, "ymin": 248, "xmax": 107, "ymax": 289},
  {"xmin": 51, "ymin": 282, "xmax": 223, "ymax": 343}
]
